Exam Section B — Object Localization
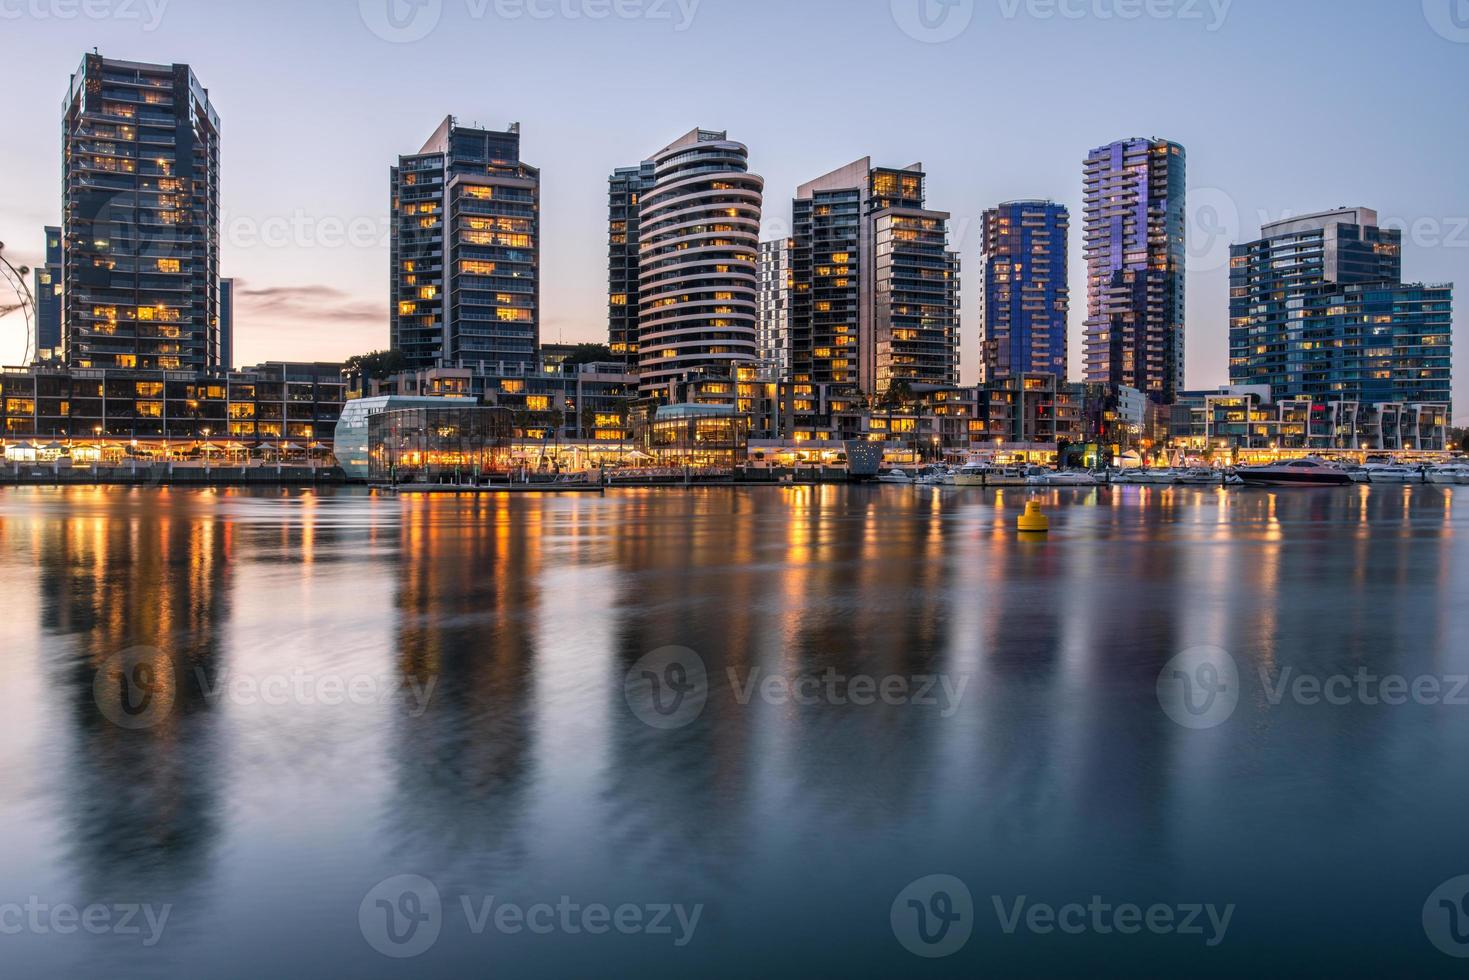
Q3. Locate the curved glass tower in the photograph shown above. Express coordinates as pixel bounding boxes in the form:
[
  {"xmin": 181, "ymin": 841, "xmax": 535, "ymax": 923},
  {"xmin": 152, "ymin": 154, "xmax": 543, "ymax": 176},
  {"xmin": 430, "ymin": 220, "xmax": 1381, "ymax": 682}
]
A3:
[{"xmin": 635, "ymin": 129, "xmax": 763, "ymax": 399}]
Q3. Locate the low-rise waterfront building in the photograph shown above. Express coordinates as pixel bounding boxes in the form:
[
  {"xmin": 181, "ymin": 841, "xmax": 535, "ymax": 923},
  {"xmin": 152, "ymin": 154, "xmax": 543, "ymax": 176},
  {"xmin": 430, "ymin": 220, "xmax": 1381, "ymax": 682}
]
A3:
[
  {"xmin": 0, "ymin": 361, "xmax": 345, "ymax": 458},
  {"xmin": 1169, "ymin": 384, "xmax": 1451, "ymax": 455}
]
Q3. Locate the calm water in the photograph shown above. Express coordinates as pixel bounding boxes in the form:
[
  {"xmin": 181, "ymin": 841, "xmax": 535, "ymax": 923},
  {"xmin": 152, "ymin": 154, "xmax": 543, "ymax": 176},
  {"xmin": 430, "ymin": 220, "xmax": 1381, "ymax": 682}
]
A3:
[{"xmin": 2, "ymin": 484, "xmax": 1468, "ymax": 977}]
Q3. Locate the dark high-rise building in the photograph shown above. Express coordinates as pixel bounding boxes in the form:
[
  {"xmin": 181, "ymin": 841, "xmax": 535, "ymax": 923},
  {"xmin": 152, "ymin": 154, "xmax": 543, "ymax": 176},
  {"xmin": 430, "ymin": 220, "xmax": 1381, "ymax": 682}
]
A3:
[
  {"xmin": 1229, "ymin": 206, "xmax": 1453, "ymax": 409},
  {"xmin": 791, "ymin": 158, "xmax": 960, "ymax": 394},
  {"xmin": 62, "ymin": 53, "xmax": 221, "ymax": 371},
  {"xmin": 34, "ymin": 225, "xmax": 63, "ymax": 359},
  {"xmin": 391, "ymin": 117, "xmax": 540, "ymax": 371},
  {"xmin": 631, "ymin": 128, "xmax": 764, "ymax": 399},
  {"xmin": 219, "ymin": 276, "xmax": 234, "ymax": 371},
  {"xmin": 607, "ymin": 161, "xmax": 654, "ymax": 372},
  {"xmin": 979, "ymin": 201, "xmax": 1069, "ymax": 382},
  {"xmin": 1082, "ymin": 138, "xmax": 1186, "ymax": 403}
]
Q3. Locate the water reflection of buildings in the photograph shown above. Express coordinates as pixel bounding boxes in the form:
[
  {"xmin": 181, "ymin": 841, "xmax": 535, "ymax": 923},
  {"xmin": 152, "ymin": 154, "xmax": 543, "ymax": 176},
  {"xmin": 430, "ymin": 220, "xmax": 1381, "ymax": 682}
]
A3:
[
  {"xmin": 33, "ymin": 488, "xmax": 231, "ymax": 897},
  {"xmin": 599, "ymin": 487, "xmax": 962, "ymax": 886},
  {"xmin": 387, "ymin": 495, "xmax": 543, "ymax": 873}
]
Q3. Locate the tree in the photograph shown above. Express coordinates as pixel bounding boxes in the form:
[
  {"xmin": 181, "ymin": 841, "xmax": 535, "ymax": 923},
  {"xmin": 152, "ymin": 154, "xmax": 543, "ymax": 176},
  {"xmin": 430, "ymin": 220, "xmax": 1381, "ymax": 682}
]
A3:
[
  {"xmin": 1454, "ymin": 427, "xmax": 1469, "ymax": 454},
  {"xmin": 561, "ymin": 343, "xmax": 616, "ymax": 367},
  {"xmin": 344, "ymin": 349, "xmax": 407, "ymax": 382},
  {"xmin": 880, "ymin": 380, "xmax": 915, "ymax": 409}
]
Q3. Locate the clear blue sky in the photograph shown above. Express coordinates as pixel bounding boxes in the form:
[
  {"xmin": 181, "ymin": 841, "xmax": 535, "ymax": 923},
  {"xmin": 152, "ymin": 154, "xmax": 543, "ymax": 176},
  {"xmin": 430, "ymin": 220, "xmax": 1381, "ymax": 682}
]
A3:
[{"xmin": 1, "ymin": 0, "xmax": 1465, "ymax": 422}]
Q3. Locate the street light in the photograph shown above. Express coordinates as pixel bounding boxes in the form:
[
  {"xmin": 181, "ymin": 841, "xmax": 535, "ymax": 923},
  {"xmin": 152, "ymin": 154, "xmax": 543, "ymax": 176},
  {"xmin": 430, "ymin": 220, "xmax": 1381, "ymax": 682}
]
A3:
[{"xmin": 0, "ymin": 241, "xmax": 37, "ymax": 365}]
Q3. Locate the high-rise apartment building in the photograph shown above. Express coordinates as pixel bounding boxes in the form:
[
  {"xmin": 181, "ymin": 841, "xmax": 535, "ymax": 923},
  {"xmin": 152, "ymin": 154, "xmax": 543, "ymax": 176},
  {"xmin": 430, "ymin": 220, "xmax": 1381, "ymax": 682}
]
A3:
[
  {"xmin": 34, "ymin": 226, "xmax": 63, "ymax": 359},
  {"xmin": 757, "ymin": 238, "xmax": 792, "ymax": 375},
  {"xmin": 1229, "ymin": 207, "xmax": 1452, "ymax": 408},
  {"xmin": 1082, "ymin": 138, "xmax": 1186, "ymax": 403},
  {"xmin": 62, "ymin": 53, "xmax": 221, "ymax": 371},
  {"xmin": 391, "ymin": 117, "xmax": 540, "ymax": 371},
  {"xmin": 607, "ymin": 161, "xmax": 655, "ymax": 372},
  {"xmin": 790, "ymin": 159, "xmax": 960, "ymax": 395},
  {"xmin": 979, "ymin": 201, "xmax": 1069, "ymax": 382},
  {"xmin": 631, "ymin": 128, "xmax": 764, "ymax": 399}
]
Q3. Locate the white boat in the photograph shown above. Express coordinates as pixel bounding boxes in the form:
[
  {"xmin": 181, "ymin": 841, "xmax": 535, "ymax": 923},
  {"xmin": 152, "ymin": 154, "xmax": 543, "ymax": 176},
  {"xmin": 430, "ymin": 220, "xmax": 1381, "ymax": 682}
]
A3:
[
  {"xmin": 1027, "ymin": 468, "xmax": 1098, "ymax": 487},
  {"xmin": 1110, "ymin": 469, "xmax": 1148, "ymax": 485},
  {"xmin": 877, "ymin": 468, "xmax": 915, "ymax": 484},
  {"xmin": 1139, "ymin": 468, "xmax": 1180, "ymax": 485},
  {"xmin": 1365, "ymin": 464, "xmax": 1423, "ymax": 484},
  {"xmin": 1177, "ymin": 468, "xmax": 1227, "ymax": 485},
  {"xmin": 1427, "ymin": 464, "xmax": 1469, "ymax": 485},
  {"xmin": 918, "ymin": 466, "xmax": 952, "ymax": 486},
  {"xmin": 952, "ymin": 464, "xmax": 1028, "ymax": 487}
]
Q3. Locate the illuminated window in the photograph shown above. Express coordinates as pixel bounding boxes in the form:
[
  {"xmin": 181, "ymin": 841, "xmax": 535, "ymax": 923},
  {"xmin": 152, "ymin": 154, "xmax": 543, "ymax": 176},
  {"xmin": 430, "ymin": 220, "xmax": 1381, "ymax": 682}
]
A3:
[{"xmin": 157, "ymin": 258, "xmax": 180, "ymax": 272}]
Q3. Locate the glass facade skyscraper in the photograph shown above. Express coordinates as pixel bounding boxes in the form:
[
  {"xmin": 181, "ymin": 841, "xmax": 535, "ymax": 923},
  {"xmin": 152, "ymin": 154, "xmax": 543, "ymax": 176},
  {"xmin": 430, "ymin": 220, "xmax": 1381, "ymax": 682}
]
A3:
[
  {"xmin": 1082, "ymin": 138, "xmax": 1185, "ymax": 403},
  {"xmin": 1229, "ymin": 207, "xmax": 1453, "ymax": 410},
  {"xmin": 979, "ymin": 201, "xmax": 1069, "ymax": 382},
  {"xmin": 791, "ymin": 158, "xmax": 959, "ymax": 394},
  {"xmin": 34, "ymin": 225, "xmax": 63, "ymax": 359},
  {"xmin": 62, "ymin": 53, "xmax": 221, "ymax": 371},
  {"xmin": 391, "ymin": 117, "xmax": 540, "ymax": 371},
  {"xmin": 607, "ymin": 162, "xmax": 654, "ymax": 372},
  {"xmin": 757, "ymin": 238, "xmax": 792, "ymax": 375}
]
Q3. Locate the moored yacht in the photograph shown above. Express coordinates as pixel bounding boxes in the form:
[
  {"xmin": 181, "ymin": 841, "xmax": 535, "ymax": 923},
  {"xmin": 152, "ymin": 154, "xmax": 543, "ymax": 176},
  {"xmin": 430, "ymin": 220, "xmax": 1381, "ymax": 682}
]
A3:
[
  {"xmin": 1365, "ymin": 464, "xmax": 1423, "ymax": 484},
  {"xmin": 1237, "ymin": 458, "xmax": 1354, "ymax": 487},
  {"xmin": 952, "ymin": 464, "xmax": 1029, "ymax": 487},
  {"xmin": 1427, "ymin": 464, "xmax": 1469, "ymax": 485},
  {"xmin": 1027, "ymin": 468, "xmax": 1099, "ymax": 487}
]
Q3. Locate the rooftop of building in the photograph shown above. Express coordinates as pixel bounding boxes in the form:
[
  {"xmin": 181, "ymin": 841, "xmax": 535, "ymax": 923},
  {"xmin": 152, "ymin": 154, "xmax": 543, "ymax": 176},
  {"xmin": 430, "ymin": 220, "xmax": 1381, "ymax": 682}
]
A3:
[{"xmin": 1259, "ymin": 206, "xmax": 1379, "ymax": 238}]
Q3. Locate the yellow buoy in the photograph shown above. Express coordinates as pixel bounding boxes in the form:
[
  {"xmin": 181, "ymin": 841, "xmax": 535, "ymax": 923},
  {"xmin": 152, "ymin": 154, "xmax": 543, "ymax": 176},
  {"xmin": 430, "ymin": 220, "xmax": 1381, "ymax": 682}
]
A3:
[{"xmin": 1017, "ymin": 500, "xmax": 1050, "ymax": 533}]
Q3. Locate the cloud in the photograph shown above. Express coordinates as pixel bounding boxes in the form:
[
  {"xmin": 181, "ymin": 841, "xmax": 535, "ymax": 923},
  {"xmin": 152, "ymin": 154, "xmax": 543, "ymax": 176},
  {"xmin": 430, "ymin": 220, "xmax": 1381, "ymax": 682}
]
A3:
[{"xmin": 232, "ymin": 280, "xmax": 383, "ymax": 326}]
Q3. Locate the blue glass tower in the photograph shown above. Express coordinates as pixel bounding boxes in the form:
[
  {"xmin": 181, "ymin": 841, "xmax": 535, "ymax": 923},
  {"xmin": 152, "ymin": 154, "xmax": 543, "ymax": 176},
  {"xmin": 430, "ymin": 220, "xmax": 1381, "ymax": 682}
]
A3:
[{"xmin": 980, "ymin": 201, "xmax": 1069, "ymax": 382}]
